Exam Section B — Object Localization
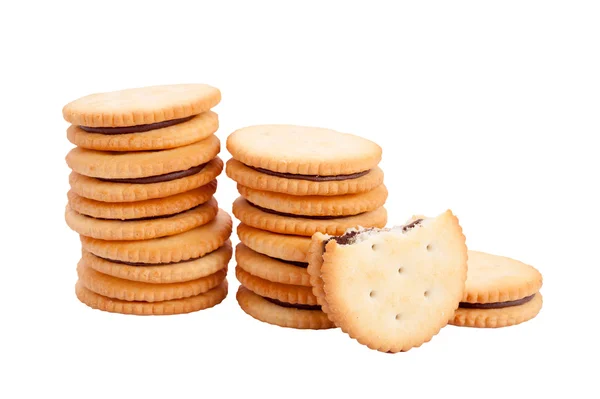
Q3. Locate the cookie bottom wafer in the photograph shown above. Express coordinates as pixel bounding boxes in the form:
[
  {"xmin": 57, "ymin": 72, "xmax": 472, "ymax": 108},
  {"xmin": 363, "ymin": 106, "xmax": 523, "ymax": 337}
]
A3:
[
  {"xmin": 451, "ymin": 293, "xmax": 543, "ymax": 328},
  {"xmin": 236, "ymin": 286, "xmax": 334, "ymax": 330},
  {"xmin": 75, "ymin": 280, "xmax": 228, "ymax": 315}
]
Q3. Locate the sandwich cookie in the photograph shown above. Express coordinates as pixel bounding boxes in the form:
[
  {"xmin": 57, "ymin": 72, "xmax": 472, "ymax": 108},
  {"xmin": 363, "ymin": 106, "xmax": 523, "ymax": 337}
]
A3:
[
  {"xmin": 226, "ymin": 159, "xmax": 384, "ymax": 197},
  {"xmin": 80, "ymin": 241, "xmax": 232, "ymax": 284},
  {"xmin": 236, "ymin": 184, "xmax": 388, "ymax": 217},
  {"xmin": 233, "ymin": 197, "xmax": 387, "ymax": 237},
  {"xmin": 236, "ymin": 286, "xmax": 334, "ymax": 330},
  {"xmin": 451, "ymin": 250, "xmax": 543, "ymax": 328},
  {"xmin": 226, "ymin": 125, "xmax": 383, "ymax": 196},
  {"xmin": 67, "ymin": 111, "xmax": 219, "ymax": 152},
  {"xmin": 66, "ymin": 134, "xmax": 220, "ymax": 180},
  {"xmin": 76, "ymin": 280, "xmax": 228, "ymax": 315},
  {"xmin": 67, "ymin": 180, "xmax": 217, "ymax": 220},
  {"xmin": 235, "ymin": 243, "xmax": 311, "ymax": 287},
  {"xmin": 308, "ymin": 211, "xmax": 467, "ymax": 353},
  {"xmin": 65, "ymin": 197, "xmax": 218, "ymax": 241},
  {"xmin": 81, "ymin": 209, "xmax": 232, "ymax": 264},
  {"xmin": 68, "ymin": 157, "xmax": 223, "ymax": 203},
  {"xmin": 237, "ymin": 223, "xmax": 311, "ymax": 263},
  {"xmin": 77, "ymin": 261, "xmax": 227, "ymax": 302},
  {"xmin": 63, "ymin": 83, "xmax": 221, "ymax": 128}
]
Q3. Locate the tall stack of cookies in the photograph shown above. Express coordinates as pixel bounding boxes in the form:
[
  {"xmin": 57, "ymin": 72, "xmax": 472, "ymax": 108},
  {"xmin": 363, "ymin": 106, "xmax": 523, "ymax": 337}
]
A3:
[
  {"xmin": 225, "ymin": 125, "xmax": 388, "ymax": 329},
  {"xmin": 63, "ymin": 84, "xmax": 233, "ymax": 316}
]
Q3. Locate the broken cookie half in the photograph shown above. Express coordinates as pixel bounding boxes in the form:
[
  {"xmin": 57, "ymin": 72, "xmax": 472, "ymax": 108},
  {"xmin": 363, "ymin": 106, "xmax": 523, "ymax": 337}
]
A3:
[{"xmin": 307, "ymin": 210, "xmax": 467, "ymax": 353}]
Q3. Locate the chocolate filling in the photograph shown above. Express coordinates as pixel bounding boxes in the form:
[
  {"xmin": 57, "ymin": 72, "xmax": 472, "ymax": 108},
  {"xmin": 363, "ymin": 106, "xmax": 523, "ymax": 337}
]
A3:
[
  {"xmin": 268, "ymin": 255, "xmax": 309, "ymax": 268},
  {"xmin": 91, "ymin": 205, "xmax": 200, "ymax": 221},
  {"xmin": 98, "ymin": 163, "xmax": 207, "ymax": 184},
  {"xmin": 80, "ymin": 116, "xmax": 194, "ymax": 135},
  {"xmin": 265, "ymin": 297, "xmax": 322, "ymax": 311},
  {"xmin": 459, "ymin": 294, "xmax": 536, "ymax": 309},
  {"xmin": 249, "ymin": 165, "xmax": 370, "ymax": 181},
  {"xmin": 99, "ymin": 255, "xmax": 201, "ymax": 267},
  {"xmin": 247, "ymin": 201, "xmax": 347, "ymax": 220},
  {"xmin": 327, "ymin": 219, "xmax": 424, "ymax": 246}
]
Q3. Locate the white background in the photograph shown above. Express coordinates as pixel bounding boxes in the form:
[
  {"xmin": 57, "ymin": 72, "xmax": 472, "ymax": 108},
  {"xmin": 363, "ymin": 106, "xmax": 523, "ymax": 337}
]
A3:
[{"xmin": 1, "ymin": 1, "xmax": 598, "ymax": 398}]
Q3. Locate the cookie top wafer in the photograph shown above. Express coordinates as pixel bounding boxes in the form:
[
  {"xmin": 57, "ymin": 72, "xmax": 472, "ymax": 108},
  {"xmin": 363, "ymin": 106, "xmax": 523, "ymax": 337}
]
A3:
[
  {"xmin": 316, "ymin": 210, "xmax": 467, "ymax": 353},
  {"xmin": 461, "ymin": 251, "xmax": 543, "ymax": 304},
  {"xmin": 226, "ymin": 125, "xmax": 382, "ymax": 176},
  {"xmin": 63, "ymin": 84, "xmax": 221, "ymax": 127}
]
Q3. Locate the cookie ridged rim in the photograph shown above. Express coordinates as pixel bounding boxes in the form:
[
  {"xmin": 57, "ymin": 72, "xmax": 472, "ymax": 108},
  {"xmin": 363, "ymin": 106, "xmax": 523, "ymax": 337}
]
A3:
[{"xmin": 307, "ymin": 232, "xmax": 333, "ymax": 315}]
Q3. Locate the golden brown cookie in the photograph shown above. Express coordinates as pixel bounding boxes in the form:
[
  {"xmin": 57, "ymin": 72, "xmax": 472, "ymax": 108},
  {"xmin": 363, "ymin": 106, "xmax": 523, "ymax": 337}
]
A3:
[
  {"xmin": 237, "ymin": 184, "xmax": 388, "ymax": 216},
  {"xmin": 235, "ymin": 266, "xmax": 317, "ymax": 305},
  {"xmin": 226, "ymin": 159, "xmax": 385, "ymax": 197},
  {"xmin": 63, "ymin": 83, "xmax": 221, "ymax": 127},
  {"xmin": 237, "ymin": 223, "xmax": 311, "ymax": 262},
  {"xmin": 449, "ymin": 250, "xmax": 543, "ymax": 328},
  {"xmin": 66, "ymin": 134, "xmax": 220, "ymax": 179},
  {"xmin": 69, "ymin": 157, "xmax": 223, "ymax": 203},
  {"xmin": 226, "ymin": 125, "xmax": 381, "ymax": 175},
  {"xmin": 65, "ymin": 197, "xmax": 218, "ymax": 240},
  {"xmin": 232, "ymin": 197, "xmax": 387, "ymax": 237},
  {"xmin": 76, "ymin": 280, "xmax": 228, "ymax": 315},
  {"xmin": 77, "ymin": 261, "xmax": 227, "ymax": 302},
  {"xmin": 66, "ymin": 111, "xmax": 219, "ymax": 152},
  {"xmin": 81, "ymin": 209, "xmax": 232, "ymax": 264},
  {"xmin": 316, "ymin": 210, "xmax": 467, "ymax": 353},
  {"xmin": 236, "ymin": 286, "xmax": 334, "ymax": 330},
  {"xmin": 235, "ymin": 243, "xmax": 310, "ymax": 287},
  {"xmin": 67, "ymin": 181, "xmax": 217, "ymax": 220},
  {"xmin": 81, "ymin": 241, "xmax": 232, "ymax": 283}
]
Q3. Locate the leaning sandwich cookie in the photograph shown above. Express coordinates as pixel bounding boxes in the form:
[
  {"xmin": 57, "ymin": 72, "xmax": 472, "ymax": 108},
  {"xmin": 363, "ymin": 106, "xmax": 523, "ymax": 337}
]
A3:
[{"xmin": 450, "ymin": 250, "xmax": 543, "ymax": 328}]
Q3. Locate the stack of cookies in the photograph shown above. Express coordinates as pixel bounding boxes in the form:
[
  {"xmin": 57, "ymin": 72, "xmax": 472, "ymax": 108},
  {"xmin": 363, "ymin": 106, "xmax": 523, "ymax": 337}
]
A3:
[
  {"xmin": 63, "ymin": 84, "xmax": 233, "ymax": 315},
  {"xmin": 225, "ymin": 125, "xmax": 388, "ymax": 329}
]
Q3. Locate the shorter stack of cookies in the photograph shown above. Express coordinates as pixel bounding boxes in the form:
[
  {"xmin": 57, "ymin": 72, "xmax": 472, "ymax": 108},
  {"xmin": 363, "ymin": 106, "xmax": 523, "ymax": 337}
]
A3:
[
  {"xmin": 63, "ymin": 84, "xmax": 233, "ymax": 315},
  {"xmin": 226, "ymin": 125, "xmax": 388, "ymax": 329}
]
